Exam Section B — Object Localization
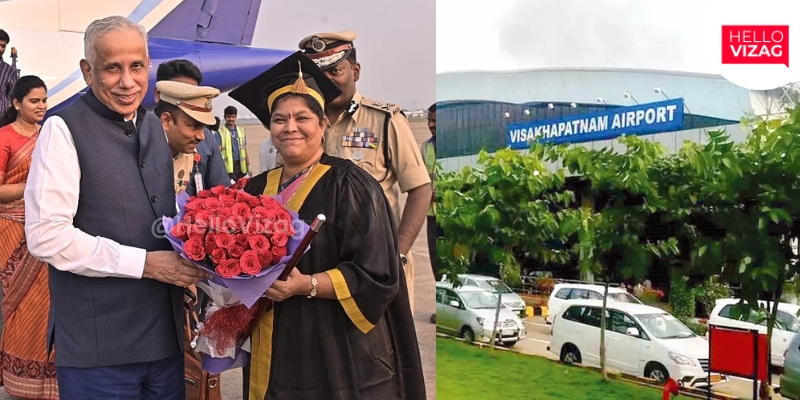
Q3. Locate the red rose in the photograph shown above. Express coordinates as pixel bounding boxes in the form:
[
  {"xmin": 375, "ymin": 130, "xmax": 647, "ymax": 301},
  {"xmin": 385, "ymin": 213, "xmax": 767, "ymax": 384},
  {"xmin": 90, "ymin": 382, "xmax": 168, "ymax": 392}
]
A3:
[
  {"xmin": 197, "ymin": 190, "xmax": 212, "ymax": 199},
  {"xmin": 216, "ymin": 208, "xmax": 233, "ymax": 219},
  {"xmin": 263, "ymin": 220, "xmax": 275, "ymax": 235},
  {"xmin": 228, "ymin": 244, "xmax": 244, "ymax": 259},
  {"xmin": 210, "ymin": 185, "xmax": 226, "ymax": 196},
  {"xmin": 271, "ymin": 233, "xmax": 288, "ymax": 247},
  {"xmin": 225, "ymin": 216, "xmax": 245, "ymax": 233},
  {"xmin": 246, "ymin": 196, "xmax": 261, "ymax": 208},
  {"xmin": 275, "ymin": 217, "xmax": 295, "ymax": 236},
  {"xmin": 224, "ymin": 187, "xmax": 239, "ymax": 197},
  {"xmin": 194, "ymin": 210, "xmax": 212, "ymax": 224},
  {"xmin": 272, "ymin": 220, "xmax": 292, "ymax": 236},
  {"xmin": 248, "ymin": 235, "xmax": 271, "ymax": 253},
  {"xmin": 183, "ymin": 210, "xmax": 197, "ymax": 223},
  {"xmin": 210, "ymin": 248, "xmax": 228, "ymax": 264},
  {"xmin": 236, "ymin": 191, "xmax": 255, "ymax": 204},
  {"xmin": 215, "ymin": 259, "xmax": 241, "ymax": 279},
  {"xmin": 259, "ymin": 207, "xmax": 278, "ymax": 221},
  {"xmin": 244, "ymin": 220, "xmax": 265, "ymax": 235},
  {"xmin": 231, "ymin": 202, "xmax": 252, "ymax": 219},
  {"xmin": 170, "ymin": 223, "xmax": 189, "ymax": 241},
  {"xmin": 237, "ymin": 177, "xmax": 249, "ymax": 188},
  {"xmin": 204, "ymin": 232, "xmax": 217, "ymax": 254},
  {"xmin": 218, "ymin": 194, "xmax": 235, "ymax": 208},
  {"xmin": 260, "ymin": 196, "xmax": 281, "ymax": 208},
  {"xmin": 271, "ymin": 246, "xmax": 287, "ymax": 263},
  {"xmin": 252, "ymin": 206, "xmax": 268, "ymax": 218},
  {"xmin": 201, "ymin": 197, "xmax": 222, "ymax": 210},
  {"xmin": 184, "ymin": 236, "xmax": 206, "ymax": 261},
  {"xmin": 258, "ymin": 251, "xmax": 273, "ymax": 267},
  {"xmin": 215, "ymin": 232, "xmax": 235, "ymax": 249},
  {"xmin": 276, "ymin": 209, "xmax": 292, "ymax": 223},
  {"xmin": 187, "ymin": 223, "xmax": 207, "ymax": 239},
  {"xmin": 240, "ymin": 250, "xmax": 261, "ymax": 275},
  {"xmin": 185, "ymin": 198, "xmax": 201, "ymax": 211},
  {"xmin": 235, "ymin": 233, "xmax": 250, "ymax": 249},
  {"xmin": 205, "ymin": 214, "xmax": 224, "ymax": 232}
]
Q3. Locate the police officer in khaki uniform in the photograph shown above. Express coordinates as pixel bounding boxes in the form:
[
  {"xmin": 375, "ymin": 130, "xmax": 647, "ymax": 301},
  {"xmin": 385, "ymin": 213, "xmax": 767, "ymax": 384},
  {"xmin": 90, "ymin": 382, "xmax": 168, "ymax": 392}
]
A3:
[
  {"xmin": 154, "ymin": 80, "xmax": 220, "ymax": 195},
  {"xmin": 298, "ymin": 30, "xmax": 432, "ymax": 311}
]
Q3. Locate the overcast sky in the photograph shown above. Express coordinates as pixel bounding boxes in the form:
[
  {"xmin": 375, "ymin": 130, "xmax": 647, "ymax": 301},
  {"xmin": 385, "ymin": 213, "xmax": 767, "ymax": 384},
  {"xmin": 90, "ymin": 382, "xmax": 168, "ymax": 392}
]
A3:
[
  {"xmin": 217, "ymin": 0, "xmax": 435, "ymax": 116},
  {"xmin": 437, "ymin": 0, "xmax": 800, "ymax": 79}
]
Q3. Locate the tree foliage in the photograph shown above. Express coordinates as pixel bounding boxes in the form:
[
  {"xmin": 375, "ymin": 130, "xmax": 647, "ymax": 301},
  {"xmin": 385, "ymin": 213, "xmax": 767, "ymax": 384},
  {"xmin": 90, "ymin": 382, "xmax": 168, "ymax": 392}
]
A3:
[{"xmin": 436, "ymin": 107, "xmax": 800, "ymax": 386}]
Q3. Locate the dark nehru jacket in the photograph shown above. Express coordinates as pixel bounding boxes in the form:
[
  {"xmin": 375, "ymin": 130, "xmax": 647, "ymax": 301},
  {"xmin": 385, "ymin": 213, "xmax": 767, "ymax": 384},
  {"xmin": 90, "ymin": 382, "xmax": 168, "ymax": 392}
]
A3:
[{"xmin": 49, "ymin": 89, "xmax": 184, "ymax": 367}]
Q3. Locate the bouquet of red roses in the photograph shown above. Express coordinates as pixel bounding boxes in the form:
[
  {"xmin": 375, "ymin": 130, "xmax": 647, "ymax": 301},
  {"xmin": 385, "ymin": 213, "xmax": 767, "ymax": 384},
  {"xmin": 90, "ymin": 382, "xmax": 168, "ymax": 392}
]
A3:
[
  {"xmin": 162, "ymin": 178, "xmax": 310, "ymax": 372},
  {"xmin": 163, "ymin": 178, "xmax": 309, "ymax": 308}
]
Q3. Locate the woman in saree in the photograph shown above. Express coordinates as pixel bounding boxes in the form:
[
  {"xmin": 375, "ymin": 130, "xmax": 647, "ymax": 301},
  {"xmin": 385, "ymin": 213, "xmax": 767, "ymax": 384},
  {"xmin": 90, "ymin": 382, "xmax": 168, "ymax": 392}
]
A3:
[
  {"xmin": 228, "ymin": 52, "xmax": 426, "ymax": 400},
  {"xmin": 0, "ymin": 75, "xmax": 57, "ymax": 399}
]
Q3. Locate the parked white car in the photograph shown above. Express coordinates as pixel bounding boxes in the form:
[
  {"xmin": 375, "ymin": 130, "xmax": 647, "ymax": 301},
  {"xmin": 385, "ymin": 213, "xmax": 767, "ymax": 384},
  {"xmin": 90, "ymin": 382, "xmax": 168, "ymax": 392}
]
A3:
[
  {"xmin": 546, "ymin": 283, "xmax": 642, "ymax": 324},
  {"xmin": 707, "ymin": 298, "xmax": 800, "ymax": 368},
  {"xmin": 435, "ymin": 282, "xmax": 526, "ymax": 347},
  {"xmin": 440, "ymin": 274, "xmax": 528, "ymax": 318},
  {"xmin": 549, "ymin": 300, "xmax": 722, "ymax": 387}
]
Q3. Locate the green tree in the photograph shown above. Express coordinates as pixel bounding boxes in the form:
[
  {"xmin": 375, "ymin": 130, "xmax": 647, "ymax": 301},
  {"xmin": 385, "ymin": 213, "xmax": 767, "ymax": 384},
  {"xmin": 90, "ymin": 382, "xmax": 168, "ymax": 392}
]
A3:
[
  {"xmin": 435, "ymin": 148, "xmax": 581, "ymax": 348},
  {"xmin": 680, "ymin": 109, "xmax": 800, "ymax": 394},
  {"xmin": 543, "ymin": 136, "xmax": 680, "ymax": 381}
]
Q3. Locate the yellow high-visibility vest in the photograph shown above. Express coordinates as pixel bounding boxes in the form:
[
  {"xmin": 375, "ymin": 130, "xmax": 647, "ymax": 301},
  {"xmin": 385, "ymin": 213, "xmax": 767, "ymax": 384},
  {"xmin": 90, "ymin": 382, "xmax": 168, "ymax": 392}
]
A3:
[{"xmin": 219, "ymin": 125, "xmax": 248, "ymax": 174}]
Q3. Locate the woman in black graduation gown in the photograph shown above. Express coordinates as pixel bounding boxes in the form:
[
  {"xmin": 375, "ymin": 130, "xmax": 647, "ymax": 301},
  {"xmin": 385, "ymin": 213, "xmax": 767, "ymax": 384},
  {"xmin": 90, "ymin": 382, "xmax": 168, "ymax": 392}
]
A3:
[{"xmin": 229, "ymin": 52, "xmax": 426, "ymax": 400}]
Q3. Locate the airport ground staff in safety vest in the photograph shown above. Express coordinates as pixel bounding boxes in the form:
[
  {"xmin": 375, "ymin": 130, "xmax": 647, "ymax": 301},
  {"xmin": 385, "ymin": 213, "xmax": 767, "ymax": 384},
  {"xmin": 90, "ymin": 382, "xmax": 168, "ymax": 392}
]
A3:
[{"xmin": 219, "ymin": 105, "xmax": 249, "ymax": 180}]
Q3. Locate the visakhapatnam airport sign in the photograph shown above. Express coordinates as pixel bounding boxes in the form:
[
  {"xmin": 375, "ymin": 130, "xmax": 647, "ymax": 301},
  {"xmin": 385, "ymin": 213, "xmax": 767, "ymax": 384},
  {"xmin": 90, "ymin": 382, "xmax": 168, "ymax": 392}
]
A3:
[{"xmin": 506, "ymin": 98, "xmax": 685, "ymax": 149}]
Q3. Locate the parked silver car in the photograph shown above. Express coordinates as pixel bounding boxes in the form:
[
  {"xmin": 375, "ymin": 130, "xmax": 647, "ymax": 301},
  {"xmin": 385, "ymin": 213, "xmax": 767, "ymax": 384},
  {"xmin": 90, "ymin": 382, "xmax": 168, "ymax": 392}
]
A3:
[
  {"xmin": 435, "ymin": 282, "xmax": 526, "ymax": 347},
  {"xmin": 440, "ymin": 273, "xmax": 528, "ymax": 318}
]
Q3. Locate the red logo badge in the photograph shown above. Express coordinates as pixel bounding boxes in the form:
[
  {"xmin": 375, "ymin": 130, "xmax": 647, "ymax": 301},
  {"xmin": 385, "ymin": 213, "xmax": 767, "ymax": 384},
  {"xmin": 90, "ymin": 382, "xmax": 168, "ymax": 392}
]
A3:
[{"xmin": 722, "ymin": 25, "xmax": 789, "ymax": 67}]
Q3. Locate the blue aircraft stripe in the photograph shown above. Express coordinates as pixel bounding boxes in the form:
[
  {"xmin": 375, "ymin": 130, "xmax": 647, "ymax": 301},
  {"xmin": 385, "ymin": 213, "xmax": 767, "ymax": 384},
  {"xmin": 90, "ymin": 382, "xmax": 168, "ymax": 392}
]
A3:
[
  {"xmin": 47, "ymin": 69, "xmax": 83, "ymax": 97},
  {"xmin": 47, "ymin": 0, "xmax": 166, "ymax": 99},
  {"xmin": 128, "ymin": 0, "xmax": 166, "ymax": 23}
]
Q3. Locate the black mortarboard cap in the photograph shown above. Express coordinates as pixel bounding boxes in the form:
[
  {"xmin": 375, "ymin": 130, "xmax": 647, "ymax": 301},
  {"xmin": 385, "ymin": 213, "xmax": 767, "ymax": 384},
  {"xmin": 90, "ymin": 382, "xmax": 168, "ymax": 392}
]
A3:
[{"xmin": 229, "ymin": 51, "xmax": 342, "ymax": 126}]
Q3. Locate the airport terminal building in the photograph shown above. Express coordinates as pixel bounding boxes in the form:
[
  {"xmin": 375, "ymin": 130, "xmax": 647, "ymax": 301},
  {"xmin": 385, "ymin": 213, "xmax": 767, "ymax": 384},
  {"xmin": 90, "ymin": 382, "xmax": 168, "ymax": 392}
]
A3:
[{"xmin": 436, "ymin": 68, "xmax": 769, "ymax": 172}]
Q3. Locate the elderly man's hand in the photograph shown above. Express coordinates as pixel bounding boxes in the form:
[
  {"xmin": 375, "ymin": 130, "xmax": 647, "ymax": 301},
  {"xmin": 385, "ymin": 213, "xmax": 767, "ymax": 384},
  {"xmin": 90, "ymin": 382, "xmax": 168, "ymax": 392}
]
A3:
[{"xmin": 142, "ymin": 251, "xmax": 212, "ymax": 287}]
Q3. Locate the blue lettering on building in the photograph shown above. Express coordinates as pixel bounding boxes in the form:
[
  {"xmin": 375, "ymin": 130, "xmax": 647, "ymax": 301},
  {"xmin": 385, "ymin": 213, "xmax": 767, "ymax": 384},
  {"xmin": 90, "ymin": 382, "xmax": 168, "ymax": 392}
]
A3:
[{"xmin": 506, "ymin": 98, "xmax": 685, "ymax": 149}]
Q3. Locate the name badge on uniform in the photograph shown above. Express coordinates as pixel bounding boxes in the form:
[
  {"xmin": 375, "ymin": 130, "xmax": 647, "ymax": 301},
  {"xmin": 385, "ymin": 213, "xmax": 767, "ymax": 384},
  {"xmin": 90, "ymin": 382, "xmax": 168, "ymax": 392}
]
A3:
[
  {"xmin": 342, "ymin": 127, "xmax": 378, "ymax": 149},
  {"xmin": 194, "ymin": 172, "xmax": 204, "ymax": 192}
]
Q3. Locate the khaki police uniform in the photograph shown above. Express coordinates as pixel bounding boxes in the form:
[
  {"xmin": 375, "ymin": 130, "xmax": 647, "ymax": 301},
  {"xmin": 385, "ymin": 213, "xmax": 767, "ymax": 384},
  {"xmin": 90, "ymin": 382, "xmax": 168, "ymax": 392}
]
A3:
[
  {"xmin": 300, "ymin": 31, "xmax": 431, "ymax": 310},
  {"xmin": 155, "ymin": 80, "xmax": 220, "ymax": 195}
]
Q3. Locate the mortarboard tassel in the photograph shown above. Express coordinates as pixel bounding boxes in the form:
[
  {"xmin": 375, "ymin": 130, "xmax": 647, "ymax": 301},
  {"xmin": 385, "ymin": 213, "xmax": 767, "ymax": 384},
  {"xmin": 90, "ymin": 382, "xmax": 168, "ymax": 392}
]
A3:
[{"xmin": 290, "ymin": 61, "xmax": 309, "ymax": 95}]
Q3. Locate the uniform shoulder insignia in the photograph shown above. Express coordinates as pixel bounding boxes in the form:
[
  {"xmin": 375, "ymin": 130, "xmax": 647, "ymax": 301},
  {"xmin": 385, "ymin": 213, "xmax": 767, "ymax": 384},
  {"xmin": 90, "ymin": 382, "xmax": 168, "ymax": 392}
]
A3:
[{"xmin": 361, "ymin": 98, "xmax": 402, "ymax": 114}]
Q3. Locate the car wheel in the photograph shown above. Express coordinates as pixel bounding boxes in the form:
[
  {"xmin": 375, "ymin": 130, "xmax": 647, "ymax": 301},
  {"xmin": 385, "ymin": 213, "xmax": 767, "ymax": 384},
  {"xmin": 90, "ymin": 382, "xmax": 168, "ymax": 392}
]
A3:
[
  {"xmin": 460, "ymin": 326, "xmax": 475, "ymax": 343},
  {"xmin": 645, "ymin": 363, "xmax": 670, "ymax": 383},
  {"xmin": 560, "ymin": 344, "xmax": 581, "ymax": 364}
]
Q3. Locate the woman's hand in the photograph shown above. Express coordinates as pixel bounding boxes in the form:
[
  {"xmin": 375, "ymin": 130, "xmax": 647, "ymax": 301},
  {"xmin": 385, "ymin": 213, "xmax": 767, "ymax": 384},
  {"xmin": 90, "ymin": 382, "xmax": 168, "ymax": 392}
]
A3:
[{"xmin": 264, "ymin": 268, "xmax": 310, "ymax": 302}]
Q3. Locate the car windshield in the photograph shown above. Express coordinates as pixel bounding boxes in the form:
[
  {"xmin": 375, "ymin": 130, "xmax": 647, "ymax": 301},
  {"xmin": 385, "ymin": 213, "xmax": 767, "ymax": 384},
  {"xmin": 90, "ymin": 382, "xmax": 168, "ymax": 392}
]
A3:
[
  {"xmin": 461, "ymin": 291, "xmax": 500, "ymax": 309},
  {"xmin": 608, "ymin": 292, "xmax": 643, "ymax": 304},
  {"xmin": 777, "ymin": 310, "xmax": 800, "ymax": 332},
  {"xmin": 636, "ymin": 313, "xmax": 696, "ymax": 339},
  {"xmin": 475, "ymin": 279, "xmax": 513, "ymax": 294}
]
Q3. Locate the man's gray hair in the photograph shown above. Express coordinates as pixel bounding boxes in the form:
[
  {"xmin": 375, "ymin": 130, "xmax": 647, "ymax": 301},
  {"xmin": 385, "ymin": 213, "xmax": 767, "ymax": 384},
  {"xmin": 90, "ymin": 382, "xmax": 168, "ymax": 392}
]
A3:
[{"xmin": 84, "ymin": 16, "xmax": 148, "ymax": 65}]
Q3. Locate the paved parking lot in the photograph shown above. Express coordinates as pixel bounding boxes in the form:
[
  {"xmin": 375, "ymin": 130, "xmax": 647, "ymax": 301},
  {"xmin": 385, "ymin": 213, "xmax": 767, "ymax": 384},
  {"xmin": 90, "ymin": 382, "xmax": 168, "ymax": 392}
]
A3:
[{"xmin": 514, "ymin": 315, "xmax": 783, "ymax": 399}]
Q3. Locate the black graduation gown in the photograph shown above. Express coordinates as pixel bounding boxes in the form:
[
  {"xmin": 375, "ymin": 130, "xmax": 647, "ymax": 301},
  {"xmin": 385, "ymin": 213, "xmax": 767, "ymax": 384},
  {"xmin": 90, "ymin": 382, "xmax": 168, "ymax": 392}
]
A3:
[{"xmin": 243, "ymin": 153, "xmax": 426, "ymax": 400}]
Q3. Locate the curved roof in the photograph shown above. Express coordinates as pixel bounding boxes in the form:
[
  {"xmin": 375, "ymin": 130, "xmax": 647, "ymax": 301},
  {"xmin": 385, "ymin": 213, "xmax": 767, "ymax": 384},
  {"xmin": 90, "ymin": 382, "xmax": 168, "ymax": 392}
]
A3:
[{"xmin": 437, "ymin": 68, "xmax": 753, "ymax": 121}]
